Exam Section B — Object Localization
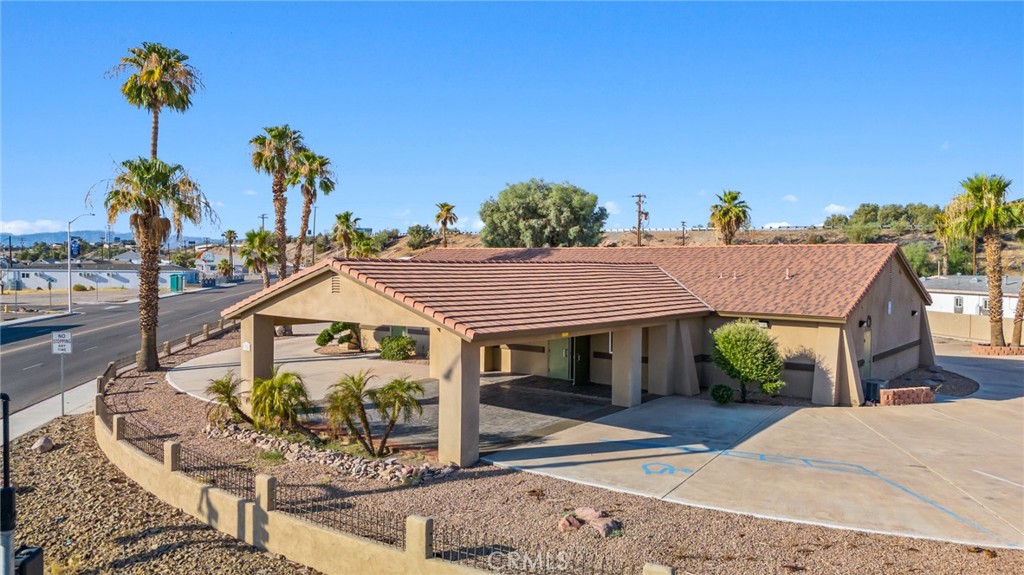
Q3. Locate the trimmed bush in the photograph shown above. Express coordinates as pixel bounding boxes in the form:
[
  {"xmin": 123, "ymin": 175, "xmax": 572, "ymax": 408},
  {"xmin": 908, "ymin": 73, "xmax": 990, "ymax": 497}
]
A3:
[
  {"xmin": 379, "ymin": 335, "xmax": 415, "ymax": 361},
  {"xmin": 760, "ymin": 381, "xmax": 785, "ymax": 397},
  {"xmin": 406, "ymin": 224, "xmax": 434, "ymax": 250},
  {"xmin": 711, "ymin": 319, "xmax": 786, "ymax": 402},
  {"xmin": 711, "ymin": 384, "xmax": 734, "ymax": 405},
  {"xmin": 329, "ymin": 321, "xmax": 346, "ymax": 335},
  {"xmin": 316, "ymin": 329, "xmax": 335, "ymax": 347},
  {"xmin": 72, "ymin": 284, "xmax": 89, "ymax": 292}
]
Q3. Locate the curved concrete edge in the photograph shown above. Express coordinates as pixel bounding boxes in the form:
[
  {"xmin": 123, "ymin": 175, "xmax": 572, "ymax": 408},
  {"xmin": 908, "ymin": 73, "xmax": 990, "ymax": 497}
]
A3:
[
  {"xmin": 481, "ymin": 458, "xmax": 1022, "ymax": 551},
  {"xmin": 165, "ymin": 370, "xmax": 217, "ymax": 404}
]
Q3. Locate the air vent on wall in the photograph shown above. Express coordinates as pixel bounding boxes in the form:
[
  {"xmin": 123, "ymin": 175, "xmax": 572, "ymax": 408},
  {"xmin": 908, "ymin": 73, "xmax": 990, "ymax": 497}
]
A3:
[{"xmin": 331, "ymin": 274, "xmax": 341, "ymax": 293}]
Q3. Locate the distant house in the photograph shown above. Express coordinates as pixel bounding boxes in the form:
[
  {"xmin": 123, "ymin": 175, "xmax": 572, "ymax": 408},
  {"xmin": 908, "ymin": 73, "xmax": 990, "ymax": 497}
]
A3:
[
  {"xmin": 113, "ymin": 250, "xmax": 141, "ymax": 264},
  {"xmin": 922, "ymin": 275, "xmax": 1021, "ymax": 318},
  {"xmin": 2, "ymin": 260, "xmax": 197, "ymax": 291}
]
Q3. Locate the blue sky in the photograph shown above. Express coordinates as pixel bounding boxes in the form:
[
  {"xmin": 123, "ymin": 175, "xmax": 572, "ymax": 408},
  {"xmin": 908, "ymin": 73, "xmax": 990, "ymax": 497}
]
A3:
[{"xmin": 2, "ymin": 1, "xmax": 1022, "ymax": 240}]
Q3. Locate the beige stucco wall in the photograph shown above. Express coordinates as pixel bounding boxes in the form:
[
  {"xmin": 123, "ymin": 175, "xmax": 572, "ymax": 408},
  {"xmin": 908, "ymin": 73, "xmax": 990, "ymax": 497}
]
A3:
[
  {"xmin": 507, "ymin": 339, "xmax": 549, "ymax": 376},
  {"xmin": 927, "ymin": 311, "xmax": 1015, "ymax": 343}
]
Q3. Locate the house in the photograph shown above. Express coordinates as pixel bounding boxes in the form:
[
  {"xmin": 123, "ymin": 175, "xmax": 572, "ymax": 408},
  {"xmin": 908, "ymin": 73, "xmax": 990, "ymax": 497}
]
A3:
[
  {"xmin": 221, "ymin": 244, "xmax": 934, "ymax": 466},
  {"xmin": 922, "ymin": 274, "xmax": 1020, "ymax": 341},
  {"xmin": 2, "ymin": 260, "xmax": 197, "ymax": 291}
]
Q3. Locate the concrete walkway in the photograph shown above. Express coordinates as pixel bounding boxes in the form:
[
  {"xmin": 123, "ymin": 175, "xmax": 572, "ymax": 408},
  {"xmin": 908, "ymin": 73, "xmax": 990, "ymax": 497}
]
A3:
[{"xmin": 485, "ymin": 340, "xmax": 1024, "ymax": 549}]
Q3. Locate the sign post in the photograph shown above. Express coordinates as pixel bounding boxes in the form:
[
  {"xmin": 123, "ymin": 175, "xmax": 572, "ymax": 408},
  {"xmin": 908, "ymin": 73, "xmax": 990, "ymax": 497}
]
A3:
[{"xmin": 51, "ymin": 332, "xmax": 72, "ymax": 416}]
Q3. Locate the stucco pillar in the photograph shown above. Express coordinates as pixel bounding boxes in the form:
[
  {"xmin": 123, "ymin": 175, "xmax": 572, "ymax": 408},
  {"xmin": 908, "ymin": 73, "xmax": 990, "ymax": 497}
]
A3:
[
  {"xmin": 405, "ymin": 516, "xmax": 434, "ymax": 560},
  {"xmin": 647, "ymin": 324, "xmax": 673, "ymax": 395},
  {"xmin": 811, "ymin": 325, "xmax": 842, "ymax": 406},
  {"xmin": 838, "ymin": 329, "xmax": 864, "ymax": 406},
  {"xmin": 674, "ymin": 320, "xmax": 701, "ymax": 396},
  {"xmin": 435, "ymin": 330, "xmax": 480, "ymax": 466},
  {"xmin": 240, "ymin": 314, "xmax": 275, "ymax": 409},
  {"xmin": 428, "ymin": 328, "xmax": 443, "ymax": 379},
  {"xmin": 918, "ymin": 312, "xmax": 936, "ymax": 366},
  {"xmin": 611, "ymin": 327, "xmax": 643, "ymax": 407}
]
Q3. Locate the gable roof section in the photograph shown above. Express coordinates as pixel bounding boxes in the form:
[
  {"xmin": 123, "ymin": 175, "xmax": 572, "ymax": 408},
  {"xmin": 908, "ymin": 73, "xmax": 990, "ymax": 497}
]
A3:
[
  {"xmin": 414, "ymin": 244, "xmax": 930, "ymax": 319},
  {"xmin": 335, "ymin": 260, "xmax": 710, "ymax": 340},
  {"xmin": 221, "ymin": 258, "xmax": 335, "ymax": 318}
]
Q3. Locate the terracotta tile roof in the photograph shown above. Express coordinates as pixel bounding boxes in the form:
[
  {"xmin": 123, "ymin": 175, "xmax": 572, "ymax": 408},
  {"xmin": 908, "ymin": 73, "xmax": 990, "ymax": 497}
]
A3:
[
  {"xmin": 414, "ymin": 244, "xmax": 929, "ymax": 319},
  {"xmin": 334, "ymin": 260, "xmax": 709, "ymax": 340}
]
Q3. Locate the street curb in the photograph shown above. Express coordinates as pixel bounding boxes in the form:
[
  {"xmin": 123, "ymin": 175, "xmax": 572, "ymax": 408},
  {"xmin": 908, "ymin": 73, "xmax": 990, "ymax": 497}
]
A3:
[{"xmin": 0, "ymin": 311, "xmax": 77, "ymax": 328}]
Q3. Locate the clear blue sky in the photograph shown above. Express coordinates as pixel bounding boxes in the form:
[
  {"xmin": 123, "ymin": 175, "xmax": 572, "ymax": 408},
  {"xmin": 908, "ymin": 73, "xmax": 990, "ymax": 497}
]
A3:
[{"xmin": 2, "ymin": 1, "xmax": 1022, "ymax": 240}]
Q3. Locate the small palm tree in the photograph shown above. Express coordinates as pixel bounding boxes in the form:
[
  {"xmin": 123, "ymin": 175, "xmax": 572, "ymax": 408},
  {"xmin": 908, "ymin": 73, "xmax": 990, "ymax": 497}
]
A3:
[
  {"xmin": 239, "ymin": 229, "xmax": 278, "ymax": 289},
  {"xmin": 109, "ymin": 42, "xmax": 202, "ymax": 160},
  {"xmin": 435, "ymin": 202, "xmax": 458, "ymax": 248},
  {"xmin": 288, "ymin": 151, "xmax": 336, "ymax": 272},
  {"xmin": 369, "ymin": 376, "xmax": 424, "ymax": 455},
  {"xmin": 333, "ymin": 211, "xmax": 361, "ymax": 257},
  {"xmin": 349, "ymin": 230, "xmax": 378, "ymax": 258},
  {"xmin": 251, "ymin": 366, "xmax": 316, "ymax": 439},
  {"xmin": 709, "ymin": 190, "xmax": 750, "ymax": 245},
  {"xmin": 96, "ymin": 157, "xmax": 215, "ymax": 371},
  {"xmin": 216, "ymin": 258, "xmax": 233, "ymax": 278},
  {"xmin": 325, "ymin": 369, "xmax": 377, "ymax": 455},
  {"xmin": 205, "ymin": 371, "xmax": 254, "ymax": 425},
  {"xmin": 223, "ymin": 229, "xmax": 237, "ymax": 274},
  {"xmin": 250, "ymin": 125, "xmax": 306, "ymax": 281},
  {"xmin": 946, "ymin": 175, "xmax": 1022, "ymax": 346}
]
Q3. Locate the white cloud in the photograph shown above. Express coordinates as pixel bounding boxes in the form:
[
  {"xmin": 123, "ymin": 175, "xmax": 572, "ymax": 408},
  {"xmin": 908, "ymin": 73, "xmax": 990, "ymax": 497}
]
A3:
[
  {"xmin": 940, "ymin": 140, "xmax": 952, "ymax": 151},
  {"xmin": 0, "ymin": 219, "xmax": 65, "ymax": 235},
  {"xmin": 782, "ymin": 194, "xmax": 798, "ymax": 202},
  {"xmin": 395, "ymin": 208, "xmax": 412, "ymax": 218},
  {"xmin": 603, "ymin": 201, "xmax": 621, "ymax": 216},
  {"xmin": 763, "ymin": 221, "xmax": 792, "ymax": 229},
  {"xmin": 822, "ymin": 203, "xmax": 850, "ymax": 215},
  {"xmin": 242, "ymin": 189, "xmax": 257, "ymax": 196},
  {"xmin": 471, "ymin": 218, "xmax": 485, "ymax": 231},
  {"xmin": 697, "ymin": 189, "xmax": 707, "ymax": 196}
]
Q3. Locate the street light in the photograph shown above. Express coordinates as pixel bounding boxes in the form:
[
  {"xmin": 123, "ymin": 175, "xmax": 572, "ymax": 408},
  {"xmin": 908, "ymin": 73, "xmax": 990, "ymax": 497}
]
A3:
[{"xmin": 68, "ymin": 213, "xmax": 94, "ymax": 313}]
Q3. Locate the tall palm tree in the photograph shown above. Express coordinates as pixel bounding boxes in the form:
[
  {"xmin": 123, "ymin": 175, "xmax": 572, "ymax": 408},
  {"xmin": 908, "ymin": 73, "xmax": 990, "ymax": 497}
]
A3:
[
  {"xmin": 250, "ymin": 125, "xmax": 306, "ymax": 281},
  {"xmin": 222, "ymin": 229, "xmax": 237, "ymax": 277},
  {"xmin": 216, "ymin": 258, "xmax": 233, "ymax": 278},
  {"xmin": 709, "ymin": 190, "xmax": 750, "ymax": 246},
  {"xmin": 99, "ymin": 157, "xmax": 214, "ymax": 371},
  {"xmin": 109, "ymin": 42, "xmax": 202, "ymax": 159},
  {"xmin": 288, "ymin": 151, "xmax": 336, "ymax": 272},
  {"xmin": 333, "ymin": 211, "xmax": 360, "ymax": 257},
  {"xmin": 435, "ymin": 202, "xmax": 458, "ymax": 248},
  {"xmin": 240, "ymin": 229, "xmax": 278, "ymax": 289},
  {"xmin": 947, "ymin": 174, "xmax": 1022, "ymax": 346}
]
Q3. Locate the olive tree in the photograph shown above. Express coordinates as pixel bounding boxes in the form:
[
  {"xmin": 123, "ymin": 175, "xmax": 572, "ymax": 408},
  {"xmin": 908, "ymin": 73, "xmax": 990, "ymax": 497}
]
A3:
[
  {"xmin": 710, "ymin": 319, "xmax": 785, "ymax": 403},
  {"xmin": 479, "ymin": 179, "xmax": 608, "ymax": 247}
]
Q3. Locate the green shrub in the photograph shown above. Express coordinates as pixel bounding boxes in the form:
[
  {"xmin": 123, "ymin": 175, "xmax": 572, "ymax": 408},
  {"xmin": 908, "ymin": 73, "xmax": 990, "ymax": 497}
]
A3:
[
  {"xmin": 844, "ymin": 222, "xmax": 879, "ymax": 244},
  {"xmin": 316, "ymin": 329, "xmax": 335, "ymax": 347},
  {"xmin": 329, "ymin": 321, "xmax": 346, "ymax": 335},
  {"xmin": 379, "ymin": 335, "xmax": 415, "ymax": 361},
  {"xmin": 760, "ymin": 381, "xmax": 786, "ymax": 397},
  {"xmin": 711, "ymin": 384, "xmax": 734, "ymax": 405},
  {"xmin": 711, "ymin": 319, "xmax": 786, "ymax": 402},
  {"xmin": 72, "ymin": 284, "xmax": 89, "ymax": 292},
  {"xmin": 259, "ymin": 449, "xmax": 284, "ymax": 464},
  {"xmin": 406, "ymin": 225, "xmax": 434, "ymax": 250}
]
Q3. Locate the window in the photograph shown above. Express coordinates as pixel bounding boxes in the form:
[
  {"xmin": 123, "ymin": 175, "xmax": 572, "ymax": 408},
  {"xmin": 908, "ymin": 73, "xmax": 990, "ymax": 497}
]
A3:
[
  {"xmin": 20, "ymin": 273, "xmax": 29, "ymax": 278},
  {"xmin": 980, "ymin": 298, "xmax": 990, "ymax": 314},
  {"xmin": 954, "ymin": 296, "xmax": 963, "ymax": 307}
]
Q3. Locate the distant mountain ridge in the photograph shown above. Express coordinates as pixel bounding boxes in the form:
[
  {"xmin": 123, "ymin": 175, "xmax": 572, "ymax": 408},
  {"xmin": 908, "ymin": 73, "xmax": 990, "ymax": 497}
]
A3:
[{"xmin": 0, "ymin": 230, "xmax": 211, "ymax": 247}]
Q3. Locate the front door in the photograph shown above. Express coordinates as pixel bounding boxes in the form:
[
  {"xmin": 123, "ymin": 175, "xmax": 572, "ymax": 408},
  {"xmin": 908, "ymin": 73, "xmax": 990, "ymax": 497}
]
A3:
[
  {"xmin": 861, "ymin": 329, "xmax": 873, "ymax": 379},
  {"xmin": 548, "ymin": 338, "xmax": 570, "ymax": 381},
  {"xmin": 571, "ymin": 336, "xmax": 590, "ymax": 386}
]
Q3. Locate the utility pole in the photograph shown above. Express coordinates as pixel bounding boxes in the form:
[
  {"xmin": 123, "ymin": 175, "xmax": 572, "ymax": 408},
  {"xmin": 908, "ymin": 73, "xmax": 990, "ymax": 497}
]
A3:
[
  {"xmin": 311, "ymin": 204, "xmax": 318, "ymax": 266},
  {"xmin": 259, "ymin": 214, "xmax": 268, "ymax": 231},
  {"xmin": 680, "ymin": 221, "xmax": 687, "ymax": 246},
  {"xmin": 632, "ymin": 194, "xmax": 649, "ymax": 247}
]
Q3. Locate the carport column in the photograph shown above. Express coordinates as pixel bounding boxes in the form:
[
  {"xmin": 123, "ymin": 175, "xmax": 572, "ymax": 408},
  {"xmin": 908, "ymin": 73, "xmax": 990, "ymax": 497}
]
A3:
[
  {"xmin": 647, "ymin": 324, "xmax": 673, "ymax": 396},
  {"xmin": 240, "ymin": 314, "xmax": 275, "ymax": 410},
  {"xmin": 811, "ymin": 324, "xmax": 842, "ymax": 406},
  {"xmin": 435, "ymin": 330, "xmax": 481, "ymax": 466},
  {"xmin": 674, "ymin": 320, "xmax": 701, "ymax": 396},
  {"xmin": 611, "ymin": 327, "xmax": 643, "ymax": 407},
  {"xmin": 428, "ymin": 328, "xmax": 443, "ymax": 379}
]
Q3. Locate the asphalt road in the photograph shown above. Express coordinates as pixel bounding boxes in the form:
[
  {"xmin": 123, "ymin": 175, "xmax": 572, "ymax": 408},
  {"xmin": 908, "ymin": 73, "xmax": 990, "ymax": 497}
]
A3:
[{"xmin": 0, "ymin": 282, "xmax": 264, "ymax": 414}]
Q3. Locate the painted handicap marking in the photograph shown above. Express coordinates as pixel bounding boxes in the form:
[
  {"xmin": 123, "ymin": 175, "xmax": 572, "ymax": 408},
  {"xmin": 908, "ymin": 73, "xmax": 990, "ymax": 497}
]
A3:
[{"xmin": 642, "ymin": 462, "xmax": 693, "ymax": 475}]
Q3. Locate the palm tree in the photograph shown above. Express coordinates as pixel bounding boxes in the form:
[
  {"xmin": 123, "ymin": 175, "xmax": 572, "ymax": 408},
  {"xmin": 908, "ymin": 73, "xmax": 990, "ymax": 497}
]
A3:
[
  {"xmin": 369, "ymin": 376, "xmax": 424, "ymax": 455},
  {"xmin": 288, "ymin": 151, "xmax": 336, "ymax": 272},
  {"xmin": 709, "ymin": 190, "xmax": 750, "ymax": 246},
  {"xmin": 250, "ymin": 125, "xmax": 306, "ymax": 281},
  {"xmin": 216, "ymin": 258, "xmax": 233, "ymax": 278},
  {"xmin": 349, "ymin": 230, "xmax": 377, "ymax": 259},
  {"xmin": 333, "ymin": 211, "xmax": 360, "ymax": 257},
  {"xmin": 435, "ymin": 202, "xmax": 458, "ymax": 248},
  {"xmin": 109, "ymin": 42, "xmax": 202, "ymax": 159},
  {"xmin": 251, "ymin": 366, "xmax": 316, "ymax": 439},
  {"xmin": 325, "ymin": 369, "xmax": 377, "ymax": 455},
  {"xmin": 222, "ymin": 229, "xmax": 237, "ymax": 277},
  {"xmin": 205, "ymin": 371, "xmax": 254, "ymax": 425},
  {"xmin": 947, "ymin": 174, "xmax": 1022, "ymax": 346},
  {"xmin": 98, "ymin": 157, "xmax": 214, "ymax": 371},
  {"xmin": 239, "ymin": 229, "xmax": 278, "ymax": 289},
  {"xmin": 932, "ymin": 212, "xmax": 950, "ymax": 275}
]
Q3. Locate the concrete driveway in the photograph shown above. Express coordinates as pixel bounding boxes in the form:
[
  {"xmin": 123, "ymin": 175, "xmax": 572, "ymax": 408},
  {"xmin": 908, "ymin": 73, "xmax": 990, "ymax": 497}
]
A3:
[{"xmin": 485, "ymin": 340, "xmax": 1024, "ymax": 549}]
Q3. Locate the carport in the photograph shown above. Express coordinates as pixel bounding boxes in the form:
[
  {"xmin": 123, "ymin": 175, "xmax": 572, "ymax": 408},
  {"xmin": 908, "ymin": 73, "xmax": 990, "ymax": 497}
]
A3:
[{"xmin": 222, "ymin": 258, "xmax": 710, "ymax": 466}]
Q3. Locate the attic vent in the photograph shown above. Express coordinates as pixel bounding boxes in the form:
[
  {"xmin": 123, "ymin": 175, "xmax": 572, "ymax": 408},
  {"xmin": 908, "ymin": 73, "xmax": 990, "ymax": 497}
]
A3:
[{"xmin": 331, "ymin": 274, "xmax": 342, "ymax": 293}]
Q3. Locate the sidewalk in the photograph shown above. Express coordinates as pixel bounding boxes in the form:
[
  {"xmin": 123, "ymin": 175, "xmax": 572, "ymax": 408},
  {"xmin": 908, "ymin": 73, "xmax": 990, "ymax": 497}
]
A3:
[{"xmin": 7, "ymin": 377, "xmax": 98, "ymax": 440}]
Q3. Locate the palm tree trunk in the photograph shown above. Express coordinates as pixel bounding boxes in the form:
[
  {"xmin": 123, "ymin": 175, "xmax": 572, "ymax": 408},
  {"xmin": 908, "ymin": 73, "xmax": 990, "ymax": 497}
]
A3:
[
  {"xmin": 972, "ymin": 236, "xmax": 978, "ymax": 275},
  {"xmin": 984, "ymin": 234, "xmax": 1006, "ymax": 347},
  {"xmin": 150, "ymin": 108, "xmax": 160, "ymax": 160},
  {"xmin": 1012, "ymin": 276, "xmax": 1023, "ymax": 347},
  {"xmin": 377, "ymin": 417, "xmax": 397, "ymax": 457},
  {"xmin": 357, "ymin": 404, "xmax": 375, "ymax": 455},
  {"xmin": 261, "ymin": 267, "xmax": 270, "ymax": 289},
  {"xmin": 293, "ymin": 195, "xmax": 311, "ymax": 273},
  {"xmin": 343, "ymin": 415, "xmax": 373, "ymax": 455},
  {"xmin": 137, "ymin": 224, "xmax": 161, "ymax": 371},
  {"xmin": 441, "ymin": 223, "xmax": 448, "ymax": 248},
  {"xmin": 272, "ymin": 172, "xmax": 288, "ymax": 280},
  {"xmin": 228, "ymin": 243, "xmax": 234, "ymax": 280}
]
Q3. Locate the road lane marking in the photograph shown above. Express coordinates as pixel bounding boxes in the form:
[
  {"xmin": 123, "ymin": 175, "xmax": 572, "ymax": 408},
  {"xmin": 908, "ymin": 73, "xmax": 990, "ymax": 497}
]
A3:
[
  {"xmin": 22, "ymin": 363, "xmax": 43, "ymax": 371},
  {"xmin": 83, "ymin": 346, "xmax": 98, "ymax": 352},
  {"xmin": 974, "ymin": 470, "xmax": 1024, "ymax": 489},
  {"xmin": 104, "ymin": 306, "xmax": 120, "ymax": 310}
]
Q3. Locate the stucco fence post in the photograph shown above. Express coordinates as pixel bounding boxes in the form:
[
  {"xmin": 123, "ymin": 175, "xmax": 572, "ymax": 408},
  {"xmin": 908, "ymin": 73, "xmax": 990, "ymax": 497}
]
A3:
[
  {"xmin": 203, "ymin": 323, "xmax": 210, "ymax": 339},
  {"xmin": 162, "ymin": 341, "xmax": 172, "ymax": 356}
]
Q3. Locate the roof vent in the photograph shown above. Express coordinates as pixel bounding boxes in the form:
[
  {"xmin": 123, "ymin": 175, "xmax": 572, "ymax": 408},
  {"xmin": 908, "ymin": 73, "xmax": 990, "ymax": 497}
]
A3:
[{"xmin": 785, "ymin": 268, "xmax": 791, "ymax": 280}]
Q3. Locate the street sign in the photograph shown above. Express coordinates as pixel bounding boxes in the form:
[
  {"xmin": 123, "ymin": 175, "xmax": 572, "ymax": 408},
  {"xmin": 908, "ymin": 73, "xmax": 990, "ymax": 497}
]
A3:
[
  {"xmin": 70, "ymin": 238, "xmax": 81, "ymax": 258},
  {"xmin": 51, "ymin": 332, "xmax": 72, "ymax": 343},
  {"xmin": 52, "ymin": 341, "xmax": 73, "ymax": 354},
  {"xmin": 50, "ymin": 332, "xmax": 73, "ymax": 415}
]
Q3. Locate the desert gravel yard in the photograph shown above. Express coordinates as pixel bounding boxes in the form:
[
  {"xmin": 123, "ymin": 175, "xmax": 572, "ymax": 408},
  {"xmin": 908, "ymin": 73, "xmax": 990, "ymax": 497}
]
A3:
[{"xmin": 90, "ymin": 332, "xmax": 1024, "ymax": 575}]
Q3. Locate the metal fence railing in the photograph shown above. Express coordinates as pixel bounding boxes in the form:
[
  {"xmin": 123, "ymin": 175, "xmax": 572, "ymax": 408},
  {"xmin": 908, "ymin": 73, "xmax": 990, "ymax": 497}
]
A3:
[
  {"xmin": 178, "ymin": 446, "xmax": 256, "ymax": 501},
  {"xmin": 96, "ymin": 397, "xmax": 114, "ymax": 431},
  {"xmin": 120, "ymin": 417, "xmax": 165, "ymax": 464},
  {"xmin": 276, "ymin": 483, "xmax": 406, "ymax": 549},
  {"xmin": 433, "ymin": 523, "xmax": 636, "ymax": 575}
]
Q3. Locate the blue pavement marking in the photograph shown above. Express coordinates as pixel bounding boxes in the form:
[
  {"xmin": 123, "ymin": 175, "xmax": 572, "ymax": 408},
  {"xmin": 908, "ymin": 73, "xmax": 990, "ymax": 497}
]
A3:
[{"xmin": 602, "ymin": 438, "xmax": 1016, "ymax": 547}]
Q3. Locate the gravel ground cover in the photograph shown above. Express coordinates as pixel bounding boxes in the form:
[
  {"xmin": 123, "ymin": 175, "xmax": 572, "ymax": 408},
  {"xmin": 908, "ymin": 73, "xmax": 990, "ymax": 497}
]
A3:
[
  {"xmin": 884, "ymin": 366, "xmax": 979, "ymax": 396},
  {"xmin": 96, "ymin": 333, "xmax": 1023, "ymax": 574}
]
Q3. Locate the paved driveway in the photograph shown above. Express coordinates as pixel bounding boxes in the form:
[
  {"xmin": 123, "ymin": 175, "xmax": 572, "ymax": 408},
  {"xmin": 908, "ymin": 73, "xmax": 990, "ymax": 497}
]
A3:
[{"xmin": 485, "ymin": 341, "xmax": 1024, "ymax": 549}]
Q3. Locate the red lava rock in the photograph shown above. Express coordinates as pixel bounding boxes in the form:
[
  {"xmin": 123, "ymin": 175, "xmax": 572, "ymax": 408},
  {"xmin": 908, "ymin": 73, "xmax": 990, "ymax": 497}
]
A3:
[{"xmin": 557, "ymin": 514, "xmax": 582, "ymax": 533}]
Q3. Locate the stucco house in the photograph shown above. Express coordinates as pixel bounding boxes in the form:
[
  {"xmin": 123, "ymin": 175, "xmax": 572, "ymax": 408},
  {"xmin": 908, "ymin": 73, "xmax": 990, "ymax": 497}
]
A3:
[
  {"xmin": 922, "ymin": 274, "xmax": 1020, "ymax": 341},
  {"xmin": 222, "ymin": 244, "xmax": 934, "ymax": 466}
]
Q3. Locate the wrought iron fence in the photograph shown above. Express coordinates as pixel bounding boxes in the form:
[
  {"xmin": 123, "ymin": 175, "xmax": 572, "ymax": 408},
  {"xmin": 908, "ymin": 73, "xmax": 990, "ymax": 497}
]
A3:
[
  {"xmin": 276, "ymin": 483, "xmax": 406, "ymax": 549},
  {"xmin": 178, "ymin": 446, "xmax": 256, "ymax": 500},
  {"xmin": 96, "ymin": 397, "xmax": 114, "ymax": 431},
  {"xmin": 120, "ymin": 417, "xmax": 165, "ymax": 463},
  {"xmin": 433, "ymin": 523, "xmax": 636, "ymax": 575}
]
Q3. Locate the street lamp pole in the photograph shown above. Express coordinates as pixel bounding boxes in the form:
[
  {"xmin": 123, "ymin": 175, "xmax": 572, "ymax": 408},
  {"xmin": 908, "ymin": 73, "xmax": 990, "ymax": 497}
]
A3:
[{"xmin": 67, "ymin": 213, "xmax": 94, "ymax": 313}]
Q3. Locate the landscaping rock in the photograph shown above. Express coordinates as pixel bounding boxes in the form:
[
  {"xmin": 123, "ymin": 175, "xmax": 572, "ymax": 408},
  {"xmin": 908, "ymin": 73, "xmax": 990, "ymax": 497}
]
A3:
[
  {"xmin": 574, "ymin": 507, "xmax": 607, "ymax": 522},
  {"xmin": 558, "ymin": 514, "xmax": 582, "ymax": 533},
  {"xmin": 588, "ymin": 517, "xmax": 622, "ymax": 538},
  {"xmin": 30, "ymin": 436, "xmax": 54, "ymax": 454}
]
